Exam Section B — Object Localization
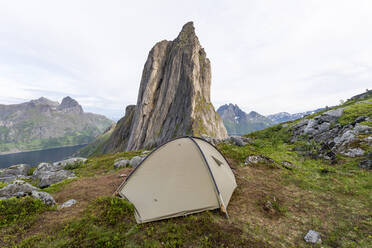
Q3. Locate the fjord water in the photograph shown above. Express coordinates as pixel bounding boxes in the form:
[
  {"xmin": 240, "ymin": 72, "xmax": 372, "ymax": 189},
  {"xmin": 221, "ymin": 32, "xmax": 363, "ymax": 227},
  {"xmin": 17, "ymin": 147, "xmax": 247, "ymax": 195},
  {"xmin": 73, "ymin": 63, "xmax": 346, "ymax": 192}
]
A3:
[{"xmin": 0, "ymin": 144, "xmax": 86, "ymax": 169}]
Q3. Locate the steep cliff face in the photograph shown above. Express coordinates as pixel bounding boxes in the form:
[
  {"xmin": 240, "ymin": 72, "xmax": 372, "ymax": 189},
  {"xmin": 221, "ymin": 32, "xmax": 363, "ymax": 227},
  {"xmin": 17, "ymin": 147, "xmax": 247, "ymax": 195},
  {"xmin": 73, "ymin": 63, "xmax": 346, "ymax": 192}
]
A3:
[
  {"xmin": 126, "ymin": 22, "xmax": 227, "ymax": 150},
  {"xmin": 83, "ymin": 22, "xmax": 227, "ymax": 155}
]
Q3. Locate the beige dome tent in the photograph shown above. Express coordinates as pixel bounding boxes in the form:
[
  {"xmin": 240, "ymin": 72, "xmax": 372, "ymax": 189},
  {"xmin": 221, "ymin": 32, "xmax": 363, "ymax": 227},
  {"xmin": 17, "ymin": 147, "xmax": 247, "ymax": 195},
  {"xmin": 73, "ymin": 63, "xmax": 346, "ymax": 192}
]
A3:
[{"xmin": 115, "ymin": 136, "xmax": 237, "ymax": 223}]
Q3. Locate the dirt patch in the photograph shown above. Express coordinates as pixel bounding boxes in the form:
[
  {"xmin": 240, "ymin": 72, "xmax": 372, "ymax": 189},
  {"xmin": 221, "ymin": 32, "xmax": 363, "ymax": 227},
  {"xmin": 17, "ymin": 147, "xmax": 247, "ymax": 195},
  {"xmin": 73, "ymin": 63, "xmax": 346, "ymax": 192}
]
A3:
[{"xmin": 26, "ymin": 168, "xmax": 132, "ymax": 237}]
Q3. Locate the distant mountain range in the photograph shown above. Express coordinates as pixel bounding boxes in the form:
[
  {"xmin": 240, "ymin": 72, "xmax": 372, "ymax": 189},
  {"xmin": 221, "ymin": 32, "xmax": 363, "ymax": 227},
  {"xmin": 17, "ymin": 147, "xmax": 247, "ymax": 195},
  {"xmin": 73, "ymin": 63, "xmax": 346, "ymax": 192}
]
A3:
[
  {"xmin": 217, "ymin": 104, "xmax": 273, "ymax": 135},
  {"xmin": 266, "ymin": 108, "xmax": 325, "ymax": 124},
  {"xmin": 0, "ymin": 96, "xmax": 113, "ymax": 154},
  {"xmin": 217, "ymin": 103, "xmax": 325, "ymax": 136}
]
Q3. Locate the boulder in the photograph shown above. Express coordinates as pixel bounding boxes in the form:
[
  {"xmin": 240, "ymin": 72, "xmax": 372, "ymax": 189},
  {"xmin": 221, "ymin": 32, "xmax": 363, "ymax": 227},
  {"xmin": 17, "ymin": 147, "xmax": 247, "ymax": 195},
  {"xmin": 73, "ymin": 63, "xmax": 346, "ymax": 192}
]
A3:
[
  {"xmin": 281, "ymin": 161, "xmax": 299, "ymax": 170},
  {"xmin": 31, "ymin": 190, "xmax": 56, "ymax": 205},
  {"xmin": 0, "ymin": 164, "xmax": 31, "ymax": 182},
  {"xmin": 53, "ymin": 157, "xmax": 87, "ymax": 168},
  {"xmin": 340, "ymin": 148, "xmax": 365, "ymax": 157},
  {"xmin": 304, "ymin": 230, "xmax": 322, "ymax": 244},
  {"xmin": 358, "ymin": 159, "xmax": 372, "ymax": 170},
  {"xmin": 230, "ymin": 136, "xmax": 247, "ymax": 146},
  {"xmin": 353, "ymin": 124, "xmax": 371, "ymax": 134},
  {"xmin": 334, "ymin": 130, "xmax": 356, "ymax": 149},
  {"xmin": 323, "ymin": 108, "xmax": 344, "ymax": 118},
  {"xmin": 114, "ymin": 159, "xmax": 130, "ymax": 168},
  {"xmin": 354, "ymin": 116, "xmax": 368, "ymax": 123},
  {"xmin": 303, "ymin": 119, "xmax": 318, "ymax": 136},
  {"xmin": 129, "ymin": 156, "xmax": 145, "ymax": 168},
  {"xmin": 33, "ymin": 162, "xmax": 63, "ymax": 176},
  {"xmin": 36, "ymin": 170, "xmax": 75, "ymax": 188},
  {"xmin": 58, "ymin": 199, "xmax": 77, "ymax": 209},
  {"xmin": 245, "ymin": 155, "xmax": 275, "ymax": 165},
  {"xmin": 0, "ymin": 180, "xmax": 38, "ymax": 198}
]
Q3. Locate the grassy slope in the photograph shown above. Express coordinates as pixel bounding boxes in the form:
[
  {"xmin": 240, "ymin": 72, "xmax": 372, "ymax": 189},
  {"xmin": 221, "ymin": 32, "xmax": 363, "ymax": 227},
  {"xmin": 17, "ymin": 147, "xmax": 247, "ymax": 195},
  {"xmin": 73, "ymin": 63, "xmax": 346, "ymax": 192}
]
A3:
[{"xmin": 0, "ymin": 98, "xmax": 371, "ymax": 248}]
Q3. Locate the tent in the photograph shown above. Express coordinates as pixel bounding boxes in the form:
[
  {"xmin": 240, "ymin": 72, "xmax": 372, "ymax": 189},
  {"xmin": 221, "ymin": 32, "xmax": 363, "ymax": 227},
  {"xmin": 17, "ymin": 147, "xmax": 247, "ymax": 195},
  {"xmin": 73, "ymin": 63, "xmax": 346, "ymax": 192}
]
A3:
[{"xmin": 116, "ymin": 136, "xmax": 237, "ymax": 223}]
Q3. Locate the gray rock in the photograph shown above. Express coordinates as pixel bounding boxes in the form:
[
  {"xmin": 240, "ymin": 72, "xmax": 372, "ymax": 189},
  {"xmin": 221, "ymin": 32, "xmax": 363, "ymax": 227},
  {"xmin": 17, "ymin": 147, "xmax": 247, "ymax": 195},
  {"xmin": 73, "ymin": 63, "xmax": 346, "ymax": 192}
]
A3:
[
  {"xmin": 53, "ymin": 157, "xmax": 87, "ymax": 167},
  {"xmin": 323, "ymin": 108, "xmax": 344, "ymax": 118},
  {"xmin": 59, "ymin": 199, "xmax": 77, "ymax": 209},
  {"xmin": 362, "ymin": 136, "xmax": 372, "ymax": 146},
  {"xmin": 303, "ymin": 119, "xmax": 318, "ymax": 136},
  {"xmin": 33, "ymin": 162, "xmax": 76, "ymax": 188},
  {"xmin": 355, "ymin": 116, "xmax": 368, "ymax": 123},
  {"xmin": 31, "ymin": 190, "xmax": 56, "ymax": 205},
  {"xmin": 0, "ymin": 180, "xmax": 38, "ymax": 198},
  {"xmin": 230, "ymin": 136, "xmax": 247, "ymax": 146},
  {"xmin": 15, "ymin": 191, "xmax": 27, "ymax": 198},
  {"xmin": 304, "ymin": 230, "xmax": 322, "ymax": 244},
  {"xmin": 341, "ymin": 148, "xmax": 365, "ymax": 157},
  {"xmin": 292, "ymin": 119, "xmax": 309, "ymax": 130},
  {"xmin": 0, "ymin": 164, "xmax": 31, "ymax": 182},
  {"xmin": 281, "ymin": 161, "xmax": 299, "ymax": 170},
  {"xmin": 129, "ymin": 156, "xmax": 145, "ymax": 168},
  {"xmin": 318, "ymin": 122, "xmax": 331, "ymax": 133},
  {"xmin": 114, "ymin": 159, "xmax": 130, "ymax": 168},
  {"xmin": 358, "ymin": 160, "xmax": 372, "ymax": 170},
  {"xmin": 353, "ymin": 124, "xmax": 371, "ymax": 134},
  {"xmin": 245, "ymin": 155, "xmax": 274, "ymax": 165},
  {"xmin": 334, "ymin": 130, "xmax": 356, "ymax": 148},
  {"xmin": 33, "ymin": 162, "xmax": 62, "ymax": 176},
  {"xmin": 36, "ymin": 170, "xmax": 76, "ymax": 188}
]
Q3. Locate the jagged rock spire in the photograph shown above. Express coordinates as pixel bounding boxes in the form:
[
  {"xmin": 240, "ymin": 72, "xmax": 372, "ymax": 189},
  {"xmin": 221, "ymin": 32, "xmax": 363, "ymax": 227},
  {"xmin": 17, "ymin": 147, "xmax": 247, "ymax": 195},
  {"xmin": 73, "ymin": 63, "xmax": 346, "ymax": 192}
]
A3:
[{"xmin": 100, "ymin": 22, "xmax": 227, "ymax": 152}]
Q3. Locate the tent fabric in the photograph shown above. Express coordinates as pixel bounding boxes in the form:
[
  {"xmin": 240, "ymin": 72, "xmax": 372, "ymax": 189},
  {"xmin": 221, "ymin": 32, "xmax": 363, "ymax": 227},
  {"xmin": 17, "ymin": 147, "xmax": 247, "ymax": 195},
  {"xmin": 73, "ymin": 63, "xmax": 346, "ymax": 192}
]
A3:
[{"xmin": 116, "ymin": 136, "xmax": 237, "ymax": 223}]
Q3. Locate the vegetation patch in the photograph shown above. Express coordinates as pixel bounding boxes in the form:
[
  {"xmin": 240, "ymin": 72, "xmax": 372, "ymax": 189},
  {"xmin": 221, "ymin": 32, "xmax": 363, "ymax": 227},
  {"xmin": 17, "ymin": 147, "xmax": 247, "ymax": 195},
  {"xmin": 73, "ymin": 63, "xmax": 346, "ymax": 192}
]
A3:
[
  {"xmin": 0, "ymin": 197, "xmax": 49, "ymax": 228},
  {"xmin": 338, "ymin": 100, "xmax": 372, "ymax": 126}
]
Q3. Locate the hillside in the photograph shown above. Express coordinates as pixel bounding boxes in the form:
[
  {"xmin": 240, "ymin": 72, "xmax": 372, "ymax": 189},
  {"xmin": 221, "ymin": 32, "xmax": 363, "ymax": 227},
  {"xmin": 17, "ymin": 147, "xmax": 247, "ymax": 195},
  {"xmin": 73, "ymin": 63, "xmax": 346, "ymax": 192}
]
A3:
[
  {"xmin": 217, "ymin": 104, "xmax": 273, "ymax": 135},
  {"xmin": 0, "ymin": 97, "xmax": 113, "ymax": 154},
  {"xmin": 0, "ymin": 91, "xmax": 370, "ymax": 247}
]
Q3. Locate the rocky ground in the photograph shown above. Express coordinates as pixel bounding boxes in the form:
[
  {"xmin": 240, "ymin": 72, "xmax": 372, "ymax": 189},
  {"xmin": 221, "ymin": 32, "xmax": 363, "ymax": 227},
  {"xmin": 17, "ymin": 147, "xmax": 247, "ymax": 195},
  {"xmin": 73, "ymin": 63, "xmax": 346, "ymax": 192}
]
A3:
[{"xmin": 0, "ymin": 94, "xmax": 371, "ymax": 247}]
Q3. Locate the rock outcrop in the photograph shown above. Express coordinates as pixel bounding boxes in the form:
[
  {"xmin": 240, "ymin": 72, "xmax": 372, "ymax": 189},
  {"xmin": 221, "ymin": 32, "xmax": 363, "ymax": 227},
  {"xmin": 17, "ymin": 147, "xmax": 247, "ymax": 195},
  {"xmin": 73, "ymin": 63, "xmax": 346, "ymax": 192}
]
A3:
[
  {"xmin": 125, "ymin": 22, "xmax": 227, "ymax": 150},
  {"xmin": 0, "ymin": 180, "xmax": 55, "ymax": 205},
  {"xmin": 0, "ymin": 164, "xmax": 31, "ymax": 182},
  {"xmin": 85, "ymin": 22, "xmax": 227, "ymax": 154},
  {"xmin": 32, "ymin": 162, "xmax": 77, "ymax": 188},
  {"xmin": 57, "ymin": 96, "xmax": 83, "ymax": 113},
  {"xmin": 290, "ymin": 105, "xmax": 371, "ymax": 162}
]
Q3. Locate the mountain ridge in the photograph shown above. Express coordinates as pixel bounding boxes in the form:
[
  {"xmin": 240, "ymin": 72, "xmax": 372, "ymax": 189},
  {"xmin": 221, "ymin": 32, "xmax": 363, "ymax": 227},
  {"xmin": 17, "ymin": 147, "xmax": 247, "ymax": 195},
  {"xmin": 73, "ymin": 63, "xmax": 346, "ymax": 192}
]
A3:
[
  {"xmin": 217, "ymin": 103, "xmax": 273, "ymax": 135},
  {"xmin": 0, "ymin": 96, "xmax": 113, "ymax": 154}
]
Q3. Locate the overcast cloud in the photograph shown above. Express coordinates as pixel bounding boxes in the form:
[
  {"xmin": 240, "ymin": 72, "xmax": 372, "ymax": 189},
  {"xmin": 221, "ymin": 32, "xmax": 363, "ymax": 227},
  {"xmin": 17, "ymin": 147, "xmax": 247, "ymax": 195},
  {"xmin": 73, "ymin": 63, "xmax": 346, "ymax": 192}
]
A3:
[{"xmin": 0, "ymin": 0, "xmax": 371, "ymax": 119}]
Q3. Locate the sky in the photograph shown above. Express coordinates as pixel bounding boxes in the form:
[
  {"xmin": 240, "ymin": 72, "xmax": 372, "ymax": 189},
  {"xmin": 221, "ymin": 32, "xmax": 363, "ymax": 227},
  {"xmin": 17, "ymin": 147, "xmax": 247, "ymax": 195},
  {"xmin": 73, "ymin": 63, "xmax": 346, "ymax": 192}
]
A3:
[{"xmin": 0, "ymin": 0, "xmax": 371, "ymax": 120}]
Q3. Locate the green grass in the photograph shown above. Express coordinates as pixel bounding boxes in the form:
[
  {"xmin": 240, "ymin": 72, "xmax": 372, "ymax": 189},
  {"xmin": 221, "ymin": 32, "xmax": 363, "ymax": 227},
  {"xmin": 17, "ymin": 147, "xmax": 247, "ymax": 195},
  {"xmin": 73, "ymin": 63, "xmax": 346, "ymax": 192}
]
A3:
[
  {"xmin": 17, "ymin": 197, "xmax": 267, "ymax": 248},
  {"xmin": 0, "ymin": 181, "xmax": 10, "ymax": 189},
  {"xmin": 338, "ymin": 101, "xmax": 372, "ymax": 126},
  {"xmin": 0, "ymin": 197, "xmax": 50, "ymax": 228},
  {"xmin": 42, "ymin": 178, "xmax": 78, "ymax": 194}
]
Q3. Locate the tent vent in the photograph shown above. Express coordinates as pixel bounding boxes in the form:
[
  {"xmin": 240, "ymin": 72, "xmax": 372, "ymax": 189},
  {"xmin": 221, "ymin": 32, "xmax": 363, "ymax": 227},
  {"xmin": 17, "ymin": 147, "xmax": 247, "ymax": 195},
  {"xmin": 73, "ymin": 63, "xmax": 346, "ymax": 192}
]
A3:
[{"xmin": 212, "ymin": 155, "xmax": 223, "ymax": 166}]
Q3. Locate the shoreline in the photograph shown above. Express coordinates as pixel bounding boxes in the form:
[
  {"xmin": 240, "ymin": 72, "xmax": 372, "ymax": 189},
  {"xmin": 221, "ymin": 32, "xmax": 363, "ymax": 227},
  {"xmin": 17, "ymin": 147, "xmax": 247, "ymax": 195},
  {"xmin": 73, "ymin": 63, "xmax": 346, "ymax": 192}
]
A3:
[{"xmin": 0, "ymin": 143, "xmax": 88, "ymax": 156}]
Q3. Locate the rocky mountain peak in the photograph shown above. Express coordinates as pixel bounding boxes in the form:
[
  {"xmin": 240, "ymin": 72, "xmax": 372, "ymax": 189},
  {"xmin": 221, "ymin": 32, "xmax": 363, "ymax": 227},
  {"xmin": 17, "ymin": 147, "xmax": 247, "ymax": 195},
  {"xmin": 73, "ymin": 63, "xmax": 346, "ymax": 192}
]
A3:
[
  {"xmin": 29, "ymin": 97, "xmax": 59, "ymax": 107},
  {"xmin": 57, "ymin": 96, "xmax": 83, "ymax": 113},
  {"xmin": 175, "ymin": 21, "xmax": 197, "ymax": 45},
  {"xmin": 217, "ymin": 104, "xmax": 273, "ymax": 136},
  {"xmin": 92, "ymin": 22, "xmax": 227, "ymax": 153}
]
